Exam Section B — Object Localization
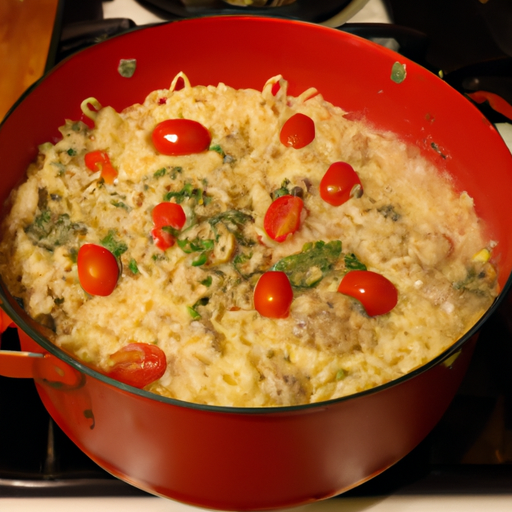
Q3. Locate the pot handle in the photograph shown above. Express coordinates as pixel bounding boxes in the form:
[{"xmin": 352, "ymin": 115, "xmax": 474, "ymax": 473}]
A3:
[
  {"xmin": 1, "ymin": 306, "xmax": 86, "ymax": 388},
  {"xmin": 1, "ymin": 307, "xmax": 45, "ymax": 378}
]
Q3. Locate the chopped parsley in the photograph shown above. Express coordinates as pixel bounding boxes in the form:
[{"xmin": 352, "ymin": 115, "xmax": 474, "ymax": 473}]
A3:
[
  {"xmin": 128, "ymin": 259, "xmax": 139, "ymax": 274},
  {"xmin": 100, "ymin": 230, "xmax": 128, "ymax": 258},
  {"xmin": 164, "ymin": 182, "xmax": 210, "ymax": 205},
  {"xmin": 208, "ymin": 210, "xmax": 254, "ymax": 246},
  {"xmin": 200, "ymin": 275, "xmax": 213, "ymax": 287}
]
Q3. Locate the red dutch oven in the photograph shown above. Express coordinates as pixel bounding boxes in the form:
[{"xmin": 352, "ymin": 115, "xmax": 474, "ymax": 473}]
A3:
[{"xmin": 1, "ymin": 16, "xmax": 512, "ymax": 511}]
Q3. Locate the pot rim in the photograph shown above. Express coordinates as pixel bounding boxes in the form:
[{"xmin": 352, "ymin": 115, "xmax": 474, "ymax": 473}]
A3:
[{"xmin": 1, "ymin": 15, "xmax": 511, "ymax": 415}]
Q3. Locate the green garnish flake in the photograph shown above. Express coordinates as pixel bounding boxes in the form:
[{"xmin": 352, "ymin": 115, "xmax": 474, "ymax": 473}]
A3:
[
  {"xmin": 177, "ymin": 237, "xmax": 215, "ymax": 254},
  {"xmin": 118, "ymin": 59, "xmax": 137, "ymax": 78},
  {"xmin": 208, "ymin": 209, "xmax": 254, "ymax": 246},
  {"xmin": 344, "ymin": 253, "xmax": 367, "ymax": 271},
  {"xmin": 54, "ymin": 297, "xmax": 65, "ymax": 305},
  {"xmin": 25, "ymin": 210, "xmax": 87, "ymax": 251},
  {"xmin": 209, "ymin": 144, "xmax": 225, "ymax": 157},
  {"xmin": 271, "ymin": 240, "xmax": 342, "ymax": 288},
  {"xmin": 177, "ymin": 237, "xmax": 214, "ymax": 267},
  {"xmin": 100, "ymin": 230, "xmax": 128, "ymax": 258},
  {"xmin": 111, "ymin": 200, "xmax": 130, "ymax": 210},
  {"xmin": 128, "ymin": 259, "xmax": 139, "ymax": 274},
  {"xmin": 153, "ymin": 167, "xmax": 167, "ymax": 178},
  {"xmin": 187, "ymin": 297, "xmax": 210, "ymax": 319},
  {"xmin": 192, "ymin": 252, "xmax": 209, "ymax": 267},
  {"xmin": 154, "ymin": 166, "xmax": 183, "ymax": 179},
  {"xmin": 200, "ymin": 275, "xmax": 213, "ymax": 287},
  {"xmin": 187, "ymin": 306, "xmax": 201, "ymax": 320},
  {"xmin": 66, "ymin": 148, "xmax": 77, "ymax": 156},
  {"xmin": 336, "ymin": 369, "xmax": 346, "ymax": 381},
  {"xmin": 391, "ymin": 62, "xmax": 407, "ymax": 84},
  {"xmin": 164, "ymin": 182, "xmax": 210, "ymax": 205},
  {"xmin": 272, "ymin": 178, "xmax": 291, "ymax": 200}
]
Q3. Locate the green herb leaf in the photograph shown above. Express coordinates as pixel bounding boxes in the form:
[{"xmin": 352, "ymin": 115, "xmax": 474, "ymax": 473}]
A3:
[
  {"xmin": 344, "ymin": 253, "xmax": 367, "ymax": 271},
  {"xmin": 187, "ymin": 297, "xmax": 210, "ymax": 319},
  {"xmin": 209, "ymin": 144, "xmax": 225, "ymax": 157},
  {"xmin": 200, "ymin": 275, "xmax": 212, "ymax": 287},
  {"xmin": 187, "ymin": 306, "xmax": 201, "ymax": 320},
  {"xmin": 208, "ymin": 209, "xmax": 254, "ymax": 246},
  {"xmin": 271, "ymin": 240, "xmax": 342, "ymax": 288},
  {"xmin": 118, "ymin": 58, "xmax": 137, "ymax": 78},
  {"xmin": 111, "ymin": 200, "xmax": 130, "ymax": 210},
  {"xmin": 164, "ymin": 181, "xmax": 209, "ymax": 205},
  {"xmin": 153, "ymin": 167, "xmax": 167, "ymax": 178},
  {"xmin": 25, "ymin": 211, "xmax": 88, "ymax": 251},
  {"xmin": 128, "ymin": 259, "xmax": 139, "ymax": 274},
  {"xmin": 100, "ymin": 230, "xmax": 128, "ymax": 258},
  {"xmin": 192, "ymin": 252, "xmax": 210, "ymax": 267},
  {"xmin": 272, "ymin": 178, "xmax": 291, "ymax": 200}
]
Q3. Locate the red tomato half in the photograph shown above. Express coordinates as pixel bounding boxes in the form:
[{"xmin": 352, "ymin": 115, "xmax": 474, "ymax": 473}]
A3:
[
  {"xmin": 338, "ymin": 270, "xmax": 398, "ymax": 317},
  {"xmin": 264, "ymin": 195, "xmax": 304, "ymax": 242},
  {"xmin": 77, "ymin": 244, "xmax": 119, "ymax": 296},
  {"xmin": 84, "ymin": 150, "xmax": 118, "ymax": 184},
  {"xmin": 319, "ymin": 161, "xmax": 363, "ymax": 206},
  {"xmin": 279, "ymin": 113, "xmax": 315, "ymax": 149},
  {"xmin": 152, "ymin": 119, "xmax": 211, "ymax": 156},
  {"xmin": 254, "ymin": 271, "xmax": 293, "ymax": 319},
  {"xmin": 152, "ymin": 202, "xmax": 186, "ymax": 230},
  {"xmin": 151, "ymin": 202, "xmax": 186, "ymax": 250},
  {"xmin": 107, "ymin": 342, "xmax": 167, "ymax": 389}
]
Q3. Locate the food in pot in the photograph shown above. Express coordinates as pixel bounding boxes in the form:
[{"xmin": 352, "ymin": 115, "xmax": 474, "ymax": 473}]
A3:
[{"xmin": 0, "ymin": 73, "xmax": 498, "ymax": 407}]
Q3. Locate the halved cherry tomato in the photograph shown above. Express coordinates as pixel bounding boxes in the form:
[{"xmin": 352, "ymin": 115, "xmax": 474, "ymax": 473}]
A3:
[
  {"xmin": 254, "ymin": 271, "xmax": 293, "ymax": 319},
  {"xmin": 152, "ymin": 202, "xmax": 186, "ymax": 230},
  {"xmin": 264, "ymin": 195, "xmax": 304, "ymax": 242},
  {"xmin": 319, "ymin": 161, "xmax": 363, "ymax": 206},
  {"xmin": 151, "ymin": 202, "xmax": 186, "ymax": 250},
  {"xmin": 107, "ymin": 342, "xmax": 167, "ymax": 389},
  {"xmin": 152, "ymin": 119, "xmax": 211, "ymax": 156},
  {"xmin": 151, "ymin": 227, "xmax": 175, "ymax": 251},
  {"xmin": 279, "ymin": 113, "xmax": 315, "ymax": 149},
  {"xmin": 84, "ymin": 150, "xmax": 118, "ymax": 184},
  {"xmin": 338, "ymin": 270, "xmax": 398, "ymax": 317},
  {"xmin": 77, "ymin": 244, "xmax": 119, "ymax": 296}
]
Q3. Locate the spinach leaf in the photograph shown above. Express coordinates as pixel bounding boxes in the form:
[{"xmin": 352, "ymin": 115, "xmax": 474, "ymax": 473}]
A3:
[
  {"xmin": 271, "ymin": 240, "xmax": 342, "ymax": 288},
  {"xmin": 25, "ymin": 210, "xmax": 87, "ymax": 251}
]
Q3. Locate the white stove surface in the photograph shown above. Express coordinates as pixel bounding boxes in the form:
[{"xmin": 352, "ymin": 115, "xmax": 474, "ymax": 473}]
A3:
[
  {"xmin": 2, "ymin": 1, "xmax": 511, "ymax": 510},
  {"xmin": 3, "ymin": 494, "xmax": 512, "ymax": 512}
]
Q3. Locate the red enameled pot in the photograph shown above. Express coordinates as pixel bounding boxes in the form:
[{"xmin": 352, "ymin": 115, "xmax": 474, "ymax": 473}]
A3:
[{"xmin": 1, "ymin": 16, "xmax": 512, "ymax": 511}]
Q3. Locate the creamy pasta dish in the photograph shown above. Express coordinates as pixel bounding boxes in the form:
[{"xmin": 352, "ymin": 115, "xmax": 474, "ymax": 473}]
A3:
[{"xmin": 0, "ymin": 74, "xmax": 498, "ymax": 407}]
